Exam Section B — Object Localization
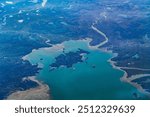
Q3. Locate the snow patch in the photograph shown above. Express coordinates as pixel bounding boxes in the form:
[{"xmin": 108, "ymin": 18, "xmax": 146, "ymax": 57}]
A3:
[
  {"xmin": 18, "ymin": 20, "xmax": 24, "ymax": 23},
  {"xmin": 6, "ymin": 1, "xmax": 13, "ymax": 4},
  {"xmin": 41, "ymin": 0, "xmax": 47, "ymax": 7}
]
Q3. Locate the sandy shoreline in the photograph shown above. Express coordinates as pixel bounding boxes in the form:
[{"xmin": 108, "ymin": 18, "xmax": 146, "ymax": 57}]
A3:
[
  {"xmin": 108, "ymin": 53, "xmax": 150, "ymax": 96},
  {"xmin": 6, "ymin": 76, "xmax": 50, "ymax": 100},
  {"xmin": 91, "ymin": 24, "xmax": 150, "ymax": 97}
]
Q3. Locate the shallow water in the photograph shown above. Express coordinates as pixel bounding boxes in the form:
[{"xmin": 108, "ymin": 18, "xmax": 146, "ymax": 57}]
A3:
[{"xmin": 25, "ymin": 40, "xmax": 144, "ymax": 99}]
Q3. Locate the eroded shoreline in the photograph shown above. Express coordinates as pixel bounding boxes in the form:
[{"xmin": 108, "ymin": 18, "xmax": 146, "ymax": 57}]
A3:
[
  {"xmin": 91, "ymin": 24, "xmax": 150, "ymax": 97},
  {"xmin": 7, "ymin": 76, "xmax": 50, "ymax": 100}
]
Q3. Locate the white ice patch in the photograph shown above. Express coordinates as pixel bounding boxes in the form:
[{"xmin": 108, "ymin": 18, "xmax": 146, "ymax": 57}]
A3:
[
  {"xmin": 5, "ymin": 1, "xmax": 13, "ymax": 4},
  {"xmin": 18, "ymin": 20, "xmax": 24, "ymax": 23},
  {"xmin": 41, "ymin": 0, "xmax": 47, "ymax": 7}
]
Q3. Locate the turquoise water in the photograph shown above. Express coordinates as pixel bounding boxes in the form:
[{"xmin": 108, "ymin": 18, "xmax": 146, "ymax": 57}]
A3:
[{"xmin": 26, "ymin": 40, "xmax": 142, "ymax": 99}]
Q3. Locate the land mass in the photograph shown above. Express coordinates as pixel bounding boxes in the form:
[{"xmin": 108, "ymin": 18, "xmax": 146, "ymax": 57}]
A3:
[{"xmin": 7, "ymin": 77, "xmax": 50, "ymax": 100}]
